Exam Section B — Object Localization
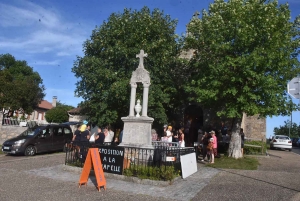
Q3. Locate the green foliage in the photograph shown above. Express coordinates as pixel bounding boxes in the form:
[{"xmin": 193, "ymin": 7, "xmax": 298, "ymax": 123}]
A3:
[
  {"xmin": 185, "ymin": 0, "xmax": 300, "ymax": 119},
  {"xmin": 45, "ymin": 103, "xmax": 74, "ymax": 123},
  {"xmin": 72, "ymin": 7, "xmax": 185, "ymax": 128},
  {"xmin": 273, "ymin": 120, "xmax": 300, "ymax": 138},
  {"xmin": 0, "ymin": 54, "xmax": 45, "ymax": 113},
  {"xmin": 123, "ymin": 165, "xmax": 180, "ymax": 181},
  {"xmin": 243, "ymin": 140, "xmax": 267, "ymax": 155}
]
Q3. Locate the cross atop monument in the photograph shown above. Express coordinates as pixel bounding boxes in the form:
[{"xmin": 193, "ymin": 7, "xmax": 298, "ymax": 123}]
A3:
[{"xmin": 136, "ymin": 50, "xmax": 147, "ymax": 68}]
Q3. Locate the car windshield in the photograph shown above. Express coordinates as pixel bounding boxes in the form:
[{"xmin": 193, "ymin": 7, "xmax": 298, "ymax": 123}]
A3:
[{"xmin": 19, "ymin": 127, "xmax": 44, "ymax": 137}]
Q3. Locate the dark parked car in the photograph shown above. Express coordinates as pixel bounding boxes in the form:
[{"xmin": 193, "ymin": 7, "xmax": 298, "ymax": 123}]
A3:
[
  {"xmin": 291, "ymin": 138, "xmax": 299, "ymax": 147},
  {"xmin": 1, "ymin": 124, "xmax": 73, "ymax": 156}
]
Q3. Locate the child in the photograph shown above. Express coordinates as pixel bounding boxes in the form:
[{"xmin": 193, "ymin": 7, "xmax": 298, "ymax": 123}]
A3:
[
  {"xmin": 207, "ymin": 138, "xmax": 214, "ymax": 163},
  {"xmin": 161, "ymin": 131, "xmax": 168, "ymax": 142}
]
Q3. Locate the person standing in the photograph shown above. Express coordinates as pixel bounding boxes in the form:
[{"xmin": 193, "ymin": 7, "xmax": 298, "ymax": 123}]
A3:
[
  {"xmin": 240, "ymin": 128, "xmax": 245, "ymax": 156},
  {"xmin": 207, "ymin": 138, "xmax": 214, "ymax": 163},
  {"xmin": 173, "ymin": 130, "xmax": 179, "ymax": 143},
  {"xmin": 179, "ymin": 129, "xmax": 185, "ymax": 147},
  {"xmin": 103, "ymin": 128, "xmax": 111, "ymax": 143},
  {"xmin": 166, "ymin": 126, "xmax": 173, "ymax": 143},
  {"xmin": 72, "ymin": 124, "xmax": 81, "ymax": 143},
  {"xmin": 152, "ymin": 129, "xmax": 158, "ymax": 141},
  {"xmin": 210, "ymin": 130, "xmax": 218, "ymax": 157},
  {"xmin": 119, "ymin": 129, "xmax": 123, "ymax": 144},
  {"xmin": 197, "ymin": 129, "xmax": 204, "ymax": 155},
  {"xmin": 95, "ymin": 127, "xmax": 105, "ymax": 144},
  {"xmin": 201, "ymin": 132, "xmax": 209, "ymax": 162},
  {"xmin": 107, "ymin": 126, "xmax": 114, "ymax": 142}
]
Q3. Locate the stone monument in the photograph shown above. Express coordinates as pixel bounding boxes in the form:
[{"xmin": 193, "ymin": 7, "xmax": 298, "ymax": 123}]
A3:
[{"xmin": 119, "ymin": 50, "xmax": 154, "ymax": 148}]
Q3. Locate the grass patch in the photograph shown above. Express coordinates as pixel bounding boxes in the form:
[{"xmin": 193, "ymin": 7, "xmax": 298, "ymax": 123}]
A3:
[{"xmin": 206, "ymin": 156, "xmax": 259, "ymax": 170}]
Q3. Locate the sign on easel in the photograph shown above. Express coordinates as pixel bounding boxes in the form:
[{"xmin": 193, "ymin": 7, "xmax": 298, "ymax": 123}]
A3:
[{"xmin": 78, "ymin": 148, "xmax": 106, "ymax": 191}]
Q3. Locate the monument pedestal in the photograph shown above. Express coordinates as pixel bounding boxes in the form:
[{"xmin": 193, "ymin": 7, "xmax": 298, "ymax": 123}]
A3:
[{"xmin": 119, "ymin": 116, "xmax": 154, "ymax": 148}]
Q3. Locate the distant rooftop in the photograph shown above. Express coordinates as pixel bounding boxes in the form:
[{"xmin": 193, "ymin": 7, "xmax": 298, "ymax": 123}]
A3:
[{"xmin": 38, "ymin": 100, "xmax": 53, "ymax": 110}]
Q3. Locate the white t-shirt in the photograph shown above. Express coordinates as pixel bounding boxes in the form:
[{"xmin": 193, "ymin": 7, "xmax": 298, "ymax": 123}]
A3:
[{"xmin": 166, "ymin": 130, "xmax": 172, "ymax": 142}]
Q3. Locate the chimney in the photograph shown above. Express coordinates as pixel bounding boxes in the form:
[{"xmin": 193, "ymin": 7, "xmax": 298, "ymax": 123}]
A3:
[{"xmin": 52, "ymin": 96, "xmax": 57, "ymax": 107}]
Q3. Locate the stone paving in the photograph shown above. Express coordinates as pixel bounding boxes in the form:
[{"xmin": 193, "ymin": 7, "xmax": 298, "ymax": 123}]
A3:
[
  {"xmin": 25, "ymin": 161, "xmax": 219, "ymax": 201},
  {"xmin": 1, "ymin": 149, "xmax": 299, "ymax": 201}
]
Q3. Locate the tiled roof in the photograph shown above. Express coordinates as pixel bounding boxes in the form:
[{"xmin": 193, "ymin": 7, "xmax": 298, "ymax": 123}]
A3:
[
  {"xmin": 38, "ymin": 100, "xmax": 53, "ymax": 110},
  {"xmin": 68, "ymin": 107, "xmax": 81, "ymax": 114}
]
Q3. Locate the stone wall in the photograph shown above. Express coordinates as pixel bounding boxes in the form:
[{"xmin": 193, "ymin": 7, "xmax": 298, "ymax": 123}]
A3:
[
  {"xmin": 0, "ymin": 126, "xmax": 28, "ymax": 144},
  {"xmin": 243, "ymin": 114, "xmax": 266, "ymax": 141},
  {"xmin": 0, "ymin": 112, "xmax": 28, "ymax": 145}
]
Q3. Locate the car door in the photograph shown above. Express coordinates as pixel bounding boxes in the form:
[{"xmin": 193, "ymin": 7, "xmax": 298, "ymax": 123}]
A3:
[
  {"xmin": 52, "ymin": 126, "xmax": 65, "ymax": 151},
  {"xmin": 35, "ymin": 127, "xmax": 53, "ymax": 153},
  {"xmin": 63, "ymin": 126, "xmax": 73, "ymax": 142}
]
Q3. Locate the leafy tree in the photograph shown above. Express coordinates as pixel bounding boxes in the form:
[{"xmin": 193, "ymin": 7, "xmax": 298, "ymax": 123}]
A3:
[
  {"xmin": 72, "ymin": 7, "xmax": 185, "ymax": 128},
  {"xmin": 273, "ymin": 120, "xmax": 300, "ymax": 138},
  {"xmin": 185, "ymin": 0, "xmax": 300, "ymax": 158},
  {"xmin": 0, "ymin": 54, "xmax": 45, "ymax": 114},
  {"xmin": 45, "ymin": 102, "xmax": 74, "ymax": 123}
]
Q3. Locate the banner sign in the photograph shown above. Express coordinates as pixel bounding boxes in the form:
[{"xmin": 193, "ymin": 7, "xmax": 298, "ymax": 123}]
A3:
[{"xmin": 98, "ymin": 146, "xmax": 125, "ymax": 175}]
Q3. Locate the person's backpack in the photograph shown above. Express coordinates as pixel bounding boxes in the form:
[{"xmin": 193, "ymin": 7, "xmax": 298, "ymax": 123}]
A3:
[{"xmin": 207, "ymin": 142, "xmax": 213, "ymax": 151}]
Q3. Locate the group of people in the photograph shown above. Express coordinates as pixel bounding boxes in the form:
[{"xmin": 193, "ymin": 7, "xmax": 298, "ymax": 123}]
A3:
[
  {"xmin": 152, "ymin": 125, "xmax": 185, "ymax": 147},
  {"xmin": 197, "ymin": 130, "xmax": 218, "ymax": 163},
  {"xmin": 71, "ymin": 120, "xmax": 119, "ymax": 145},
  {"xmin": 197, "ymin": 127, "xmax": 245, "ymax": 163}
]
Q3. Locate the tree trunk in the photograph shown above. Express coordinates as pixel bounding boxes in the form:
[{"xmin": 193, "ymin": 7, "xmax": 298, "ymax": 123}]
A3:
[{"xmin": 228, "ymin": 117, "xmax": 243, "ymax": 159}]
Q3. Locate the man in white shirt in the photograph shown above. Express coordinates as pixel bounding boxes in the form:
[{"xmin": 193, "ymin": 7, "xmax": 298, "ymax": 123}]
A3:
[
  {"xmin": 166, "ymin": 126, "xmax": 173, "ymax": 142},
  {"xmin": 107, "ymin": 126, "xmax": 114, "ymax": 142}
]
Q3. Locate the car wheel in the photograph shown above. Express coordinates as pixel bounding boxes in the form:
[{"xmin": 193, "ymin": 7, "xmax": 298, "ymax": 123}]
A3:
[
  {"xmin": 289, "ymin": 149, "xmax": 292, "ymax": 152},
  {"xmin": 25, "ymin": 145, "xmax": 36, "ymax": 156}
]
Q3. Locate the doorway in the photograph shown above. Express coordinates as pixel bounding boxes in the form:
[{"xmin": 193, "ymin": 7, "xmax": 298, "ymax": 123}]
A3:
[{"xmin": 184, "ymin": 105, "xmax": 203, "ymax": 146}]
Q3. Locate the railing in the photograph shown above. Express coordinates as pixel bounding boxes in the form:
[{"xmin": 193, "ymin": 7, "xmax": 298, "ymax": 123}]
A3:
[
  {"xmin": 2, "ymin": 117, "xmax": 38, "ymax": 128},
  {"xmin": 244, "ymin": 137, "xmax": 265, "ymax": 155},
  {"xmin": 151, "ymin": 141, "xmax": 179, "ymax": 147},
  {"xmin": 65, "ymin": 141, "xmax": 194, "ymax": 180}
]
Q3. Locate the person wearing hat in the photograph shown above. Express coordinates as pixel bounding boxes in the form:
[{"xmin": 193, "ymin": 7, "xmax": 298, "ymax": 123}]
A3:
[
  {"xmin": 80, "ymin": 121, "xmax": 90, "ymax": 142},
  {"xmin": 207, "ymin": 137, "xmax": 214, "ymax": 163},
  {"xmin": 166, "ymin": 126, "xmax": 173, "ymax": 143},
  {"xmin": 210, "ymin": 130, "xmax": 218, "ymax": 157}
]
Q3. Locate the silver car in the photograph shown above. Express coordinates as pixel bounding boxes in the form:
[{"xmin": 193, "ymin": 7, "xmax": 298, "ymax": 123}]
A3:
[{"xmin": 270, "ymin": 135, "xmax": 292, "ymax": 151}]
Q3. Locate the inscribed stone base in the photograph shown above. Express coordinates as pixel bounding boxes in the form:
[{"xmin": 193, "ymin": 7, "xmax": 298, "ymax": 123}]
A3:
[{"xmin": 119, "ymin": 116, "xmax": 154, "ymax": 148}]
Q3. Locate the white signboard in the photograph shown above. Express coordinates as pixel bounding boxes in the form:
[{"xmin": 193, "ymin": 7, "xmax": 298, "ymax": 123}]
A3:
[
  {"xmin": 180, "ymin": 152, "xmax": 197, "ymax": 179},
  {"xmin": 287, "ymin": 77, "xmax": 300, "ymax": 99}
]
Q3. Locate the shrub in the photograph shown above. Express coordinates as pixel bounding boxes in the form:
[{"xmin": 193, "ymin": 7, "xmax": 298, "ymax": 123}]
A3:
[
  {"xmin": 124, "ymin": 165, "xmax": 180, "ymax": 181},
  {"xmin": 244, "ymin": 140, "xmax": 267, "ymax": 155}
]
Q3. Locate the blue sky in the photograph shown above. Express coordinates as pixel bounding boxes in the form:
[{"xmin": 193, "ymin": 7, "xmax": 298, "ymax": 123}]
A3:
[{"xmin": 0, "ymin": 0, "xmax": 299, "ymax": 137}]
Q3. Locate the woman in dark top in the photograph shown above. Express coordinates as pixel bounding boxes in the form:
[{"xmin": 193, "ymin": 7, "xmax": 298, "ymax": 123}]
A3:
[
  {"xmin": 95, "ymin": 127, "xmax": 105, "ymax": 144},
  {"xmin": 72, "ymin": 125, "xmax": 81, "ymax": 144},
  {"xmin": 173, "ymin": 130, "xmax": 179, "ymax": 143},
  {"xmin": 201, "ymin": 132, "xmax": 209, "ymax": 162}
]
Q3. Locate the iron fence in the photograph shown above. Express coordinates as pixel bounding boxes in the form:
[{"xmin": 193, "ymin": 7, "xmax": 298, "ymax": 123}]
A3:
[{"xmin": 65, "ymin": 141, "xmax": 194, "ymax": 179}]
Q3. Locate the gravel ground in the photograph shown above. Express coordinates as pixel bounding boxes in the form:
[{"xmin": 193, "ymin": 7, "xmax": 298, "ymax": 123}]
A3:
[{"xmin": 0, "ymin": 150, "xmax": 299, "ymax": 201}]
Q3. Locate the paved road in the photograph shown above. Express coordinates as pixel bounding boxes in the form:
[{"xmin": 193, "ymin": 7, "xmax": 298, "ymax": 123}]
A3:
[
  {"xmin": 0, "ymin": 150, "xmax": 299, "ymax": 201},
  {"xmin": 292, "ymin": 146, "xmax": 300, "ymax": 155}
]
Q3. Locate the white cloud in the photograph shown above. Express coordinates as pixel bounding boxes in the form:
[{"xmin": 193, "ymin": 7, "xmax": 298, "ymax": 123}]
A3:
[
  {"xmin": 30, "ymin": 60, "xmax": 61, "ymax": 66},
  {"xmin": 0, "ymin": 1, "xmax": 90, "ymax": 57}
]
